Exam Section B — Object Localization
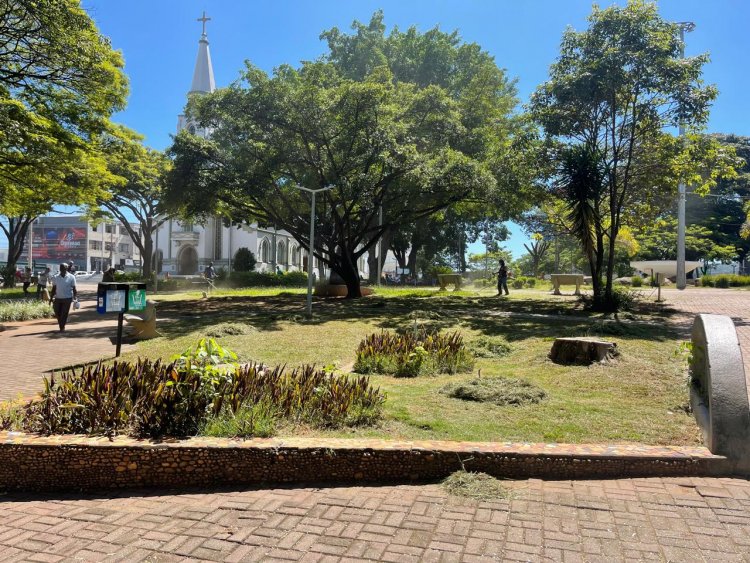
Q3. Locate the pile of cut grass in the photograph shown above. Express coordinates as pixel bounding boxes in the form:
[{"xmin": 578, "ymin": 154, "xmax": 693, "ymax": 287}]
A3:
[
  {"xmin": 442, "ymin": 470, "xmax": 511, "ymax": 501},
  {"xmin": 441, "ymin": 377, "xmax": 546, "ymax": 406},
  {"xmin": 205, "ymin": 322, "xmax": 256, "ymax": 337}
]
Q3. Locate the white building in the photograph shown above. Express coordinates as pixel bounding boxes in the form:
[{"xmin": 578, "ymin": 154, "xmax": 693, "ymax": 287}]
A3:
[{"xmin": 155, "ymin": 16, "xmax": 344, "ymax": 277}]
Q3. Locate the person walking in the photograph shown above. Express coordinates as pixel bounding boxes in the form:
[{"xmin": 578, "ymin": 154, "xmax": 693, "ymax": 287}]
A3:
[
  {"xmin": 102, "ymin": 266, "xmax": 116, "ymax": 283},
  {"xmin": 49, "ymin": 263, "xmax": 78, "ymax": 332},
  {"xmin": 22, "ymin": 267, "xmax": 32, "ymax": 295},
  {"xmin": 36, "ymin": 267, "xmax": 51, "ymax": 300},
  {"xmin": 497, "ymin": 260, "xmax": 510, "ymax": 296}
]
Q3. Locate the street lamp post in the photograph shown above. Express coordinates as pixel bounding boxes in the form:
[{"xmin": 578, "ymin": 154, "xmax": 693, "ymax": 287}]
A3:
[
  {"xmin": 676, "ymin": 21, "xmax": 695, "ymax": 290},
  {"xmin": 377, "ymin": 205, "xmax": 383, "ymax": 286},
  {"xmin": 296, "ymin": 185, "xmax": 333, "ymax": 318}
]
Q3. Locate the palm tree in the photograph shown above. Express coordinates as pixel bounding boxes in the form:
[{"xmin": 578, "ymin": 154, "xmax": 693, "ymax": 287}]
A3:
[{"xmin": 554, "ymin": 145, "xmax": 608, "ymax": 309}]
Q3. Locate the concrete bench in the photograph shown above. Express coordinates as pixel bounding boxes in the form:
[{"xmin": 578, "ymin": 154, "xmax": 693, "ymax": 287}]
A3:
[
  {"xmin": 124, "ymin": 300, "xmax": 160, "ymax": 339},
  {"xmin": 550, "ymin": 274, "xmax": 584, "ymax": 296},
  {"xmin": 437, "ymin": 274, "xmax": 463, "ymax": 291}
]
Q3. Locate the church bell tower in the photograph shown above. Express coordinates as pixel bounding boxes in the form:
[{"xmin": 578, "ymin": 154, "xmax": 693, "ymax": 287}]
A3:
[{"xmin": 176, "ymin": 11, "xmax": 216, "ymax": 137}]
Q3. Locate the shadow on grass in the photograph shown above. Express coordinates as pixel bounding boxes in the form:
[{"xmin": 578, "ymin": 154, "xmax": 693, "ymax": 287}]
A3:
[{"xmin": 151, "ymin": 291, "xmax": 679, "ymax": 344}]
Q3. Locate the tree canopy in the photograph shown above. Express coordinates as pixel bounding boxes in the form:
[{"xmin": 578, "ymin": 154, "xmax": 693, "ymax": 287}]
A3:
[
  {"xmin": 530, "ymin": 0, "xmax": 737, "ymax": 309},
  {"xmin": 167, "ymin": 12, "xmax": 534, "ymax": 297}
]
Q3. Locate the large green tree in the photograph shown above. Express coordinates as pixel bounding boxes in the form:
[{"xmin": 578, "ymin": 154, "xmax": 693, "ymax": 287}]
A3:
[
  {"xmin": 94, "ymin": 126, "xmax": 173, "ymax": 279},
  {"xmin": 0, "ymin": 0, "xmax": 128, "ymax": 284},
  {"xmin": 167, "ymin": 13, "xmax": 531, "ymax": 297},
  {"xmin": 531, "ymin": 0, "xmax": 735, "ymax": 310}
]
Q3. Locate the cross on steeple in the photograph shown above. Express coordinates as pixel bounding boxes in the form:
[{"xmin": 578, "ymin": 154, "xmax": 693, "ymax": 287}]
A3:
[{"xmin": 197, "ymin": 11, "xmax": 211, "ymax": 36}]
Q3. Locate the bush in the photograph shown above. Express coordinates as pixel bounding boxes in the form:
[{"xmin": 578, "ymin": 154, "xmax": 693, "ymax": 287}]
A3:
[
  {"xmin": 525, "ymin": 277, "xmax": 536, "ymax": 288},
  {"xmin": 700, "ymin": 274, "xmax": 750, "ymax": 288},
  {"xmin": 610, "ymin": 286, "xmax": 638, "ymax": 311},
  {"xmin": 511, "ymin": 278, "xmax": 525, "ymax": 289},
  {"xmin": 201, "ymin": 400, "xmax": 278, "ymax": 438},
  {"xmin": 0, "ymin": 300, "xmax": 54, "ymax": 322},
  {"xmin": 23, "ymin": 338, "xmax": 385, "ymax": 438},
  {"xmin": 114, "ymin": 271, "xmax": 145, "ymax": 283},
  {"xmin": 440, "ymin": 377, "xmax": 546, "ymax": 406},
  {"xmin": 228, "ymin": 270, "xmax": 308, "ymax": 288},
  {"xmin": 631, "ymin": 276, "xmax": 643, "ymax": 287},
  {"xmin": 354, "ymin": 328, "xmax": 474, "ymax": 377},
  {"xmin": 233, "ymin": 247, "xmax": 256, "ymax": 272}
]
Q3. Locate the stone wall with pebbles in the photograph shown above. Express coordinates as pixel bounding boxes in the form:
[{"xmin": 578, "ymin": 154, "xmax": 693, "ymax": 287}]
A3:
[{"xmin": 0, "ymin": 433, "xmax": 733, "ymax": 492}]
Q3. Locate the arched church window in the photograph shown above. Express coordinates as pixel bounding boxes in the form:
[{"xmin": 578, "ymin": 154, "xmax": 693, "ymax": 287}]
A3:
[
  {"xmin": 259, "ymin": 238, "xmax": 271, "ymax": 263},
  {"xmin": 277, "ymin": 241, "xmax": 286, "ymax": 264},
  {"xmin": 188, "ymin": 124, "xmax": 196, "ymax": 135}
]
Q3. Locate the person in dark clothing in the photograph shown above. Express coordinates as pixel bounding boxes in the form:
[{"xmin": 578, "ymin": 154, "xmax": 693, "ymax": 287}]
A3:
[
  {"xmin": 497, "ymin": 260, "xmax": 509, "ymax": 296},
  {"xmin": 102, "ymin": 267, "xmax": 116, "ymax": 283}
]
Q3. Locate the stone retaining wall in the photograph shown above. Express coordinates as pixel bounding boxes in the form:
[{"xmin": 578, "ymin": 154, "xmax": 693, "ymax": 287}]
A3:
[{"xmin": 0, "ymin": 433, "xmax": 732, "ymax": 492}]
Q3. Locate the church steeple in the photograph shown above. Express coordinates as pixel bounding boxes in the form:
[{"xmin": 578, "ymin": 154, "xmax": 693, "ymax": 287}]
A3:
[
  {"xmin": 189, "ymin": 11, "xmax": 215, "ymax": 94},
  {"xmin": 178, "ymin": 12, "xmax": 216, "ymax": 135}
]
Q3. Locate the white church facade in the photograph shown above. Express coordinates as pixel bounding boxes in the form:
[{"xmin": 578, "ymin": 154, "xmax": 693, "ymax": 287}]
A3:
[{"xmin": 154, "ymin": 14, "xmax": 343, "ymax": 278}]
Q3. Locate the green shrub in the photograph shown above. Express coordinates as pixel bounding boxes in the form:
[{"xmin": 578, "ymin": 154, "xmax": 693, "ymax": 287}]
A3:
[
  {"xmin": 441, "ymin": 377, "xmax": 546, "ymax": 406},
  {"xmin": 354, "ymin": 328, "xmax": 474, "ymax": 377},
  {"xmin": 631, "ymin": 276, "xmax": 643, "ymax": 287},
  {"xmin": 610, "ymin": 286, "xmax": 638, "ymax": 311},
  {"xmin": 511, "ymin": 278, "xmax": 525, "ymax": 289},
  {"xmin": 0, "ymin": 300, "xmax": 54, "ymax": 322},
  {"xmin": 24, "ymin": 339, "xmax": 384, "ymax": 438},
  {"xmin": 233, "ymin": 247, "xmax": 257, "ymax": 272},
  {"xmin": 0, "ymin": 399, "xmax": 25, "ymax": 431},
  {"xmin": 525, "ymin": 278, "xmax": 536, "ymax": 288},
  {"xmin": 700, "ymin": 274, "xmax": 750, "ymax": 288},
  {"xmin": 469, "ymin": 336, "xmax": 512, "ymax": 358},
  {"xmin": 201, "ymin": 400, "xmax": 279, "ymax": 438},
  {"xmin": 228, "ymin": 270, "xmax": 308, "ymax": 288},
  {"xmin": 114, "ymin": 271, "xmax": 144, "ymax": 282}
]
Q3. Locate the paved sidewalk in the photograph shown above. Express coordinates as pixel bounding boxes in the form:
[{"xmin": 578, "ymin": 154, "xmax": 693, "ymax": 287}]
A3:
[
  {"xmin": 660, "ymin": 288, "xmax": 750, "ymax": 374},
  {"xmin": 0, "ymin": 297, "xmax": 134, "ymax": 401},
  {"xmin": 1, "ymin": 476, "xmax": 749, "ymax": 562}
]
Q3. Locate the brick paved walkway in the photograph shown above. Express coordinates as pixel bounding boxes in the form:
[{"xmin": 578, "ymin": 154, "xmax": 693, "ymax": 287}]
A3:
[
  {"xmin": 660, "ymin": 288, "xmax": 750, "ymax": 374},
  {"xmin": 0, "ymin": 295, "xmax": 134, "ymax": 401},
  {"xmin": 1, "ymin": 476, "xmax": 749, "ymax": 562}
]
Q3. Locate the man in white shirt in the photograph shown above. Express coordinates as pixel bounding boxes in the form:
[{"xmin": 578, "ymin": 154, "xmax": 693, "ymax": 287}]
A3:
[{"xmin": 50, "ymin": 263, "xmax": 78, "ymax": 332}]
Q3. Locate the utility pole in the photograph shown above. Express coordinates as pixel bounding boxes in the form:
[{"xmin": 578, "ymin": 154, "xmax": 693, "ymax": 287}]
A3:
[{"xmin": 676, "ymin": 21, "xmax": 695, "ymax": 290}]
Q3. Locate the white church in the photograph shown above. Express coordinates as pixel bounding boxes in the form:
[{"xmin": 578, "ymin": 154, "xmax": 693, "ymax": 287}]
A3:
[{"xmin": 154, "ymin": 15, "xmax": 364, "ymax": 278}]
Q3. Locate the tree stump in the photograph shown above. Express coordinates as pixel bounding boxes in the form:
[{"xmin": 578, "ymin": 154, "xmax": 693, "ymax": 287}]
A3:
[{"xmin": 549, "ymin": 337, "xmax": 618, "ymax": 365}]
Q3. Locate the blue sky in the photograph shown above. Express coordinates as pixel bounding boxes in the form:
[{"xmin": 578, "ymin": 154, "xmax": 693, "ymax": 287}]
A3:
[{"xmin": 66, "ymin": 1, "xmax": 750, "ymax": 257}]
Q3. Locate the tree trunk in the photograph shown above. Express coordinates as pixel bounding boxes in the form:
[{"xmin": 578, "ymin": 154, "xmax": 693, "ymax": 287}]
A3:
[
  {"xmin": 407, "ymin": 244, "xmax": 419, "ymax": 277},
  {"xmin": 142, "ymin": 230, "xmax": 153, "ymax": 280},
  {"xmin": 549, "ymin": 337, "xmax": 618, "ymax": 364},
  {"xmin": 1, "ymin": 217, "xmax": 33, "ymax": 288},
  {"xmin": 337, "ymin": 253, "xmax": 362, "ymax": 298},
  {"xmin": 604, "ymin": 227, "xmax": 618, "ymax": 311},
  {"xmin": 392, "ymin": 247, "xmax": 407, "ymax": 270},
  {"xmin": 367, "ymin": 248, "xmax": 378, "ymax": 283}
]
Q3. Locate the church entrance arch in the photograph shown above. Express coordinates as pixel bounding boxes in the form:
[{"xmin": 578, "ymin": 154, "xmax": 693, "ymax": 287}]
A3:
[{"xmin": 178, "ymin": 246, "xmax": 198, "ymax": 275}]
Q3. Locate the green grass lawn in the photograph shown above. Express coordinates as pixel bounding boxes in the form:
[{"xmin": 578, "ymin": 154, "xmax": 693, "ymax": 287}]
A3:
[{"xmin": 120, "ymin": 286, "xmax": 697, "ymax": 446}]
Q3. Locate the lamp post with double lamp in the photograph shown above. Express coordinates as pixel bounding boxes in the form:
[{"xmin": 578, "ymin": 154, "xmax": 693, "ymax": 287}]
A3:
[
  {"xmin": 676, "ymin": 21, "xmax": 695, "ymax": 290},
  {"xmin": 295, "ymin": 185, "xmax": 334, "ymax": 318}
]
